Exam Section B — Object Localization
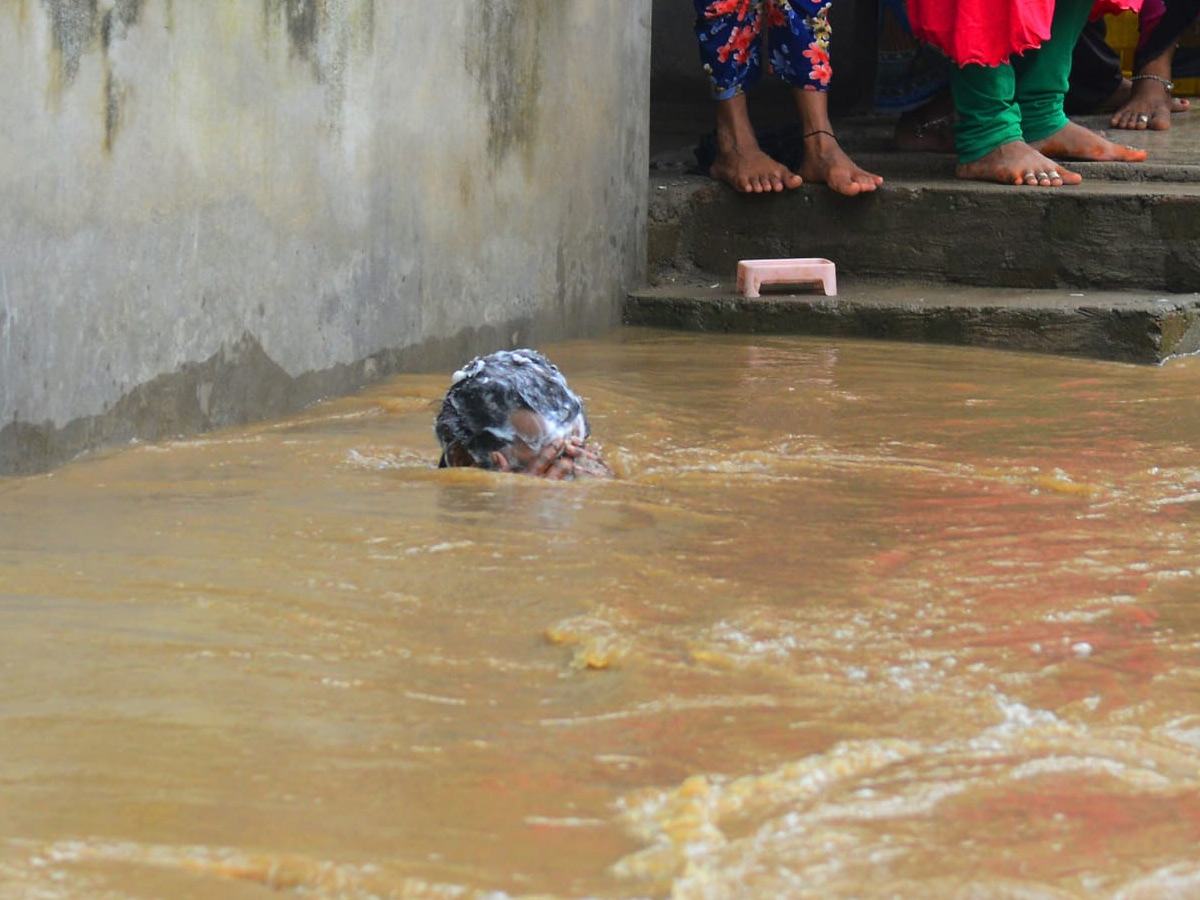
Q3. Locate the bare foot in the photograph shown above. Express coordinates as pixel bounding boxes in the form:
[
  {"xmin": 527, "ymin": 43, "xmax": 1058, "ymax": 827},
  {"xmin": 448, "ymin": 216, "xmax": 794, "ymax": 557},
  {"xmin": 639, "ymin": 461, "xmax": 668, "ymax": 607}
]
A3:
[
  {"xmin": 710, "ymin": 92, "xmax": 804, "ymax": 194},
  {"xmin": 1099, "ymin": 78, "xmax": 1189, "ymax": 115},
  {"xmin": 955, "ymin": 140, "xmax": 1081, "ymax": 187},
  {"xmin": 800, "ymin": 132, "xmax": 883, "ymax": 196},
  {"xmin": 711, "ymin": 140, "xmax": 804, "ymax": 193},
  {"xmin": 894, "ymin": 91, "xmax": 956, "ymax": 153},
  {"xmin": 894, "ymin": 112, "xmax": 956, "ymax": 153},
  {"xmin": 1109, "ymin": 77, "xmax": 1184, "ymax": 131},
  {"xmin": 1030, "ymin": 121, "xmax": 1149, "ymax": 162}
]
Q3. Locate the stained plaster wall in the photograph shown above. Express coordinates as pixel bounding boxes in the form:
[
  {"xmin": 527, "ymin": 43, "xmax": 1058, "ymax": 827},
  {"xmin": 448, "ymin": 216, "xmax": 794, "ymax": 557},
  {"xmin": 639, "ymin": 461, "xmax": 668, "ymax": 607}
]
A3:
[{"xmin": 0, "ymin": 0, "xmax": 650, "ymax": 474}]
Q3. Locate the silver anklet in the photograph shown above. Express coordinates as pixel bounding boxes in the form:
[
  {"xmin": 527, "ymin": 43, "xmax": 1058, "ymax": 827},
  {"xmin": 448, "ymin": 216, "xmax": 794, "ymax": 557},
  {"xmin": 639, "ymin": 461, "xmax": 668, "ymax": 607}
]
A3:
[
  {"xmin": 914, "ymin": 113, "xmax": 955, "ymax": 138},
  {"xmin": 1131, "ymin": 74, "xmax": 1174, "ymax": 92}
]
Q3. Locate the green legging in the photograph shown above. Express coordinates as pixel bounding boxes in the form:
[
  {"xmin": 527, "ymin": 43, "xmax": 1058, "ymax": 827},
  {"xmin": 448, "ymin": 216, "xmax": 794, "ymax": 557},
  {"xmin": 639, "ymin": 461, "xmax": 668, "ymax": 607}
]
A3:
[{"xmin": 951, "ymin": 0, "xmax": 1093, "ymax": 163}]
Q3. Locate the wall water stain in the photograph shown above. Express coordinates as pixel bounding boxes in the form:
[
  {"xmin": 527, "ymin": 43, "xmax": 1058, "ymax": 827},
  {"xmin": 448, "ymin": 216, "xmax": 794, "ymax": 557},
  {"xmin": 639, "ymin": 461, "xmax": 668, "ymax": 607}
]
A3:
[
  {"xmin": 39, "ymin": 0, "xmax": 146, "ymax": 149},
  {"xmin": 40, "ymin": 0, "xmax": 98, "ymax": 83},
  {"xmin": 37, "ymin": 0, "xmax": 375, "ymax": 148},
  {"xmin": 261, "ymin": 0, "xmax": 376, "ymax": 134},
  {"xmin": 99, "ymin": 0, "xmax": 144, "ymax": 50},
  {"xmin": 465, "ymin": 0, "xmax": 567, "ymax": 170},
  {"xmin": 101, "ymin": 0, "xmax": 143, "ymax": 150},
  {"xmin": 262, "ymin": 0, "xmax": 375, "ymax": 84}
]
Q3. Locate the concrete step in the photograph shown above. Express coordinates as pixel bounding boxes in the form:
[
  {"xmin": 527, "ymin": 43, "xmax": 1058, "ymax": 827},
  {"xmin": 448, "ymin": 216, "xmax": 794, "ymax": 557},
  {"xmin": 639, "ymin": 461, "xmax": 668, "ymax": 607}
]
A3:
[
  {"xmin": 648, "ymin": 172, "xmax": 1200, "ymax": 295},
  {"xmin": 648, "ymin": 113, "xmax": 1200, "ymax": 295},
  {"xmin": 625, "ymin": 277, "xmax": 1200, "ymax": 364}
]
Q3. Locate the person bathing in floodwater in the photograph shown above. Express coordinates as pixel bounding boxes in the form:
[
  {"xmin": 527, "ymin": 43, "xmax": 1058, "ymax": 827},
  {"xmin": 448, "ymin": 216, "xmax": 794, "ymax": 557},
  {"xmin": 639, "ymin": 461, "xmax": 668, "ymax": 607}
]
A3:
[
  {"xmin": 906, "ymin": 0, "xmax": 1149, "ymax": 186},
  {"xmin": 434, "ymin": 350, "xmax": 613, "ymax": 480},
  {"xmin": 695, "ymin": 0, "xmax": 883, "ymax": 196}
]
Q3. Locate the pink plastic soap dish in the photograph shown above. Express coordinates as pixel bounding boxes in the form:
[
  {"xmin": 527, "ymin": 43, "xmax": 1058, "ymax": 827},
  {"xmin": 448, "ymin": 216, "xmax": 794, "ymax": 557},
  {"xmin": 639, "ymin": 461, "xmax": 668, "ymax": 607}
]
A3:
[{"xmin": 737, "ymin": 258, "xmax": 837, "ymax": 298}]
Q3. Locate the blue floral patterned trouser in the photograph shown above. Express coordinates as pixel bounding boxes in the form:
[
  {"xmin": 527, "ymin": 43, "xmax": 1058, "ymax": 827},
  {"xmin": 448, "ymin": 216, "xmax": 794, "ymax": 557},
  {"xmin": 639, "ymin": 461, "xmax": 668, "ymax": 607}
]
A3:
[{"xmin": 693, "ymin": 0, "xmax": 835, "ymax": 100}]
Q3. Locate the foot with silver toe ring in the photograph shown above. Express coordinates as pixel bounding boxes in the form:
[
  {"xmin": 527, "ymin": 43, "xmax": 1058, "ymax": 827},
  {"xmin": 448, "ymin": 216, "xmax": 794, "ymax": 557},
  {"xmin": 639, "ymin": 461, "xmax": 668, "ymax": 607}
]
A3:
[{"xmin": 1020, "ymin": 169, "xmax": 1062, "ymax": 185}]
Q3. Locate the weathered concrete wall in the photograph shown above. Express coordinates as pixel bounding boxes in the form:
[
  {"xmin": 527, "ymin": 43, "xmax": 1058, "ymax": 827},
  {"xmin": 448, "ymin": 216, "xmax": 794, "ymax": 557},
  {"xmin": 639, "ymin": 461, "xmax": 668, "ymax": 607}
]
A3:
[{"xmin": 0, "ymin": 0, "xmax": 650, "ymax": 474}]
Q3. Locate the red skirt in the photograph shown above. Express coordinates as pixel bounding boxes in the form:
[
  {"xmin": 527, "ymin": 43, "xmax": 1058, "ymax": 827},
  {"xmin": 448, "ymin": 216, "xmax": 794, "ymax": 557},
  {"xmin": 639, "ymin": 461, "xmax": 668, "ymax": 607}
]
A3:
[{"xmin": 907, "ymin": 0, "xmax": 1143, "ymax": 67}]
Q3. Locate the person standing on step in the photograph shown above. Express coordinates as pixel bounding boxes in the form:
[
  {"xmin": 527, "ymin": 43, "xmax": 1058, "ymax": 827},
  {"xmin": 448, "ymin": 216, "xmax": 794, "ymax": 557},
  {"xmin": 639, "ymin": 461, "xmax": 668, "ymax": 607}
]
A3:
[
  {"xmin": 695, "ymin": 0, "xmax": 884, "ymax": 196},
  {"xmin": 1067, "ymin": 0, "xmax": 1200, "ymax": 130},
  {"xmin": 906, "ymin": 0, "xmax": 1150, "ymax": 186}
]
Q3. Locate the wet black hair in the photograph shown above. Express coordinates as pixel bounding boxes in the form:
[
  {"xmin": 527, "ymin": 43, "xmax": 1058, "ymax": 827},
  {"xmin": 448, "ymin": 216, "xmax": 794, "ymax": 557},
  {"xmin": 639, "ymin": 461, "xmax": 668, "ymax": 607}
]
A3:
[{"xmin": 434, "ymin": 349, "xmax": 589, "ymax": 469}]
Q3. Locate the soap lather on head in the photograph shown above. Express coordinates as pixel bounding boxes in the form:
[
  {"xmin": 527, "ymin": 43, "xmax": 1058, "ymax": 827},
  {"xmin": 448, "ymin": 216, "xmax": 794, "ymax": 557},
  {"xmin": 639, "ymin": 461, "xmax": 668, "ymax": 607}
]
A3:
[{"xmin": 434, "ymin": 350, "xmax": 613, "ymax": 480}]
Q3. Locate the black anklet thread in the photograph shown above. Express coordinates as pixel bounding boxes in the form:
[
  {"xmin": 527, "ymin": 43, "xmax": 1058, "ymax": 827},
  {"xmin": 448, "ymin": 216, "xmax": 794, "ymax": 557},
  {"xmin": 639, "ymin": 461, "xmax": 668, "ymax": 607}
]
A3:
[{"xmin": 803, "ymin": 129, "xmax": 836, "ymax": 140}]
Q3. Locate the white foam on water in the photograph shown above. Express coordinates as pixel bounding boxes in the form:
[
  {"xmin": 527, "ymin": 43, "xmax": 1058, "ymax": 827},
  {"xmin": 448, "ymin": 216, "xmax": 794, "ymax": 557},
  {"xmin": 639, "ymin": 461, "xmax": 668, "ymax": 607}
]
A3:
[
  {"xmin": 1, "ymin": 840, "xmax": 520, "ymax": 900},
  {"xmin": 1114, "ymin": 863, "xmax": 1200, "ymax": 900},
  {"xmin": 345, "ymin": 448, "xmax": 430, "ymax": 470},
  {"xmin": 1161, "ymin": 716, "xmax": 1200, "ymax": 750},
  {"xmin": 404, "ymin": 541, "xmax": 475, "ymax": 555},
  {"xmin": 612, "ymin": 691, "xmax": 1200, "ymax": 900}
]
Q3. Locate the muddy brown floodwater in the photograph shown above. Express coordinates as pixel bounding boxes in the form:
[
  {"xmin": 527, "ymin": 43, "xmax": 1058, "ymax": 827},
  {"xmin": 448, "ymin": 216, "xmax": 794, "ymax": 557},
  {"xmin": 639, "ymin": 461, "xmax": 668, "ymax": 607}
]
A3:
[{"xmin": 2, "ymin": 329, "xmax": 1200, "ymax": 900}]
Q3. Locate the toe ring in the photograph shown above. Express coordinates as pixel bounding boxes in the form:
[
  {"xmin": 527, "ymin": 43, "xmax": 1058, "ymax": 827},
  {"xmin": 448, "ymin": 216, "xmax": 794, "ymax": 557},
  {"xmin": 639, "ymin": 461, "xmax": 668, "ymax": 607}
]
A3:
[
  {"xmin": 1137, "ymin": 114, "xmax": 1151, "ymax": 123},
  {"xmin": 1036, "ymin": 171, "xmax": 1049, "ymax": 180},
  {"xmin": 1022, "ymin": 171, "xmax": 1037, "ymax": 180},
  {"xmin": 1047, "ymin": 171, "xmax": 1060, "ymax": 179}
]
